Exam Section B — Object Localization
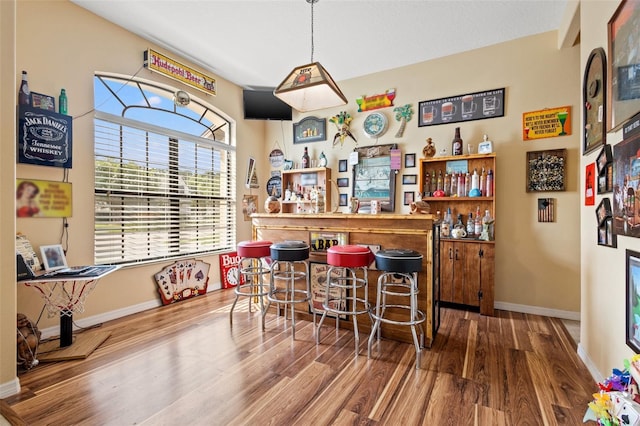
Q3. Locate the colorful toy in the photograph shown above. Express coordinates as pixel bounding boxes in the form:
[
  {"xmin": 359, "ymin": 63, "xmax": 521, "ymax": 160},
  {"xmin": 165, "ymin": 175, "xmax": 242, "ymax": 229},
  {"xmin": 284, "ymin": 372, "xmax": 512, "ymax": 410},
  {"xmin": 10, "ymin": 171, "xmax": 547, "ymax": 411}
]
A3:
[{"xmin": 330, "ymin": 111, "xmax": 357, "ymax": 146}]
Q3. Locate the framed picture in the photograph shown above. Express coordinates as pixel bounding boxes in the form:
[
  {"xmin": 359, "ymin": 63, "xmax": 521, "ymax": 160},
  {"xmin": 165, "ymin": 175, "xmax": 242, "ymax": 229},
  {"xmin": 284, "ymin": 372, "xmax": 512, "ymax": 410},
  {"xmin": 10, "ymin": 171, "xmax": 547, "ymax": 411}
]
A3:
[
  {"xmin": 402, "ymin": 174, "xmax": 417, "ymax": 185},
  {"xmin": 403, "ymin": 191, "xmax": 414, "ymax": 206},
  {"xmin": 583, "ymin": 48, "xmax": 606, "ymax": 154},
  {"xmin": 526, "ymin": 149, "xmax": 566, "ymax": 192},
  {"xmin": 300, "ymin": 172, "xmax": 317, "ymax": 186},
  {"xmin": 613, "ymin": 131, "xmax": 640, "ymax": 237},
  {"xmin": 337, "ymin": 178, "xmax": 349, "ymax": 188},
  {"xmin": 30, "ymin": 92, "xmax": 55, "ymax": 112},
  {"xmin": 339, "ymin": 193, "xmax": 348, "ymax": 206},
  {"xmin": 293, "ymin": 116, "xmax": 326, "ymax": 144},
  {"xmin": 608, "ymin": 0, "xmax": 640, "ymax": 131},
  {"xmin": 404, "ymin": 153, "xmax": 416, "ymax": 168},
  {"xmin": 352, "ymin": 144, "xmax": 397, "ymax": 212},
  {"xmin": 418, "ymin": 87, "xmax": 505, "ymax": 127},
  {"xmin": 596, "ymin": 144, "xmax": 613, "ymax": 175},
  {"xmin": 585, "ymin": 163, "xmax": 595, "ymax": 206},
  {"xmin": 626, "ymin": 249, "xmax": 640, "ymax": 353},
  {"xmin": 598, "ymin": 217, "xmax": 617, "ymax": 248},
  {"xmin": 596, "ymin": 197, "xmax": 612, "ymax": 226},
  {"xmin": 40, "ymin": 244, "xmax": 68, "ymax": 271},
  {"xmin": 309, "ymin": 262, "xmax": 347, "ymax": 319},
  {"xmin": 598, "ymin": 164, "xmax": 614, "ymax": 194},
  {"xmin": 339, "ymin": 159, "xmax": 348, "ymax": 173}
]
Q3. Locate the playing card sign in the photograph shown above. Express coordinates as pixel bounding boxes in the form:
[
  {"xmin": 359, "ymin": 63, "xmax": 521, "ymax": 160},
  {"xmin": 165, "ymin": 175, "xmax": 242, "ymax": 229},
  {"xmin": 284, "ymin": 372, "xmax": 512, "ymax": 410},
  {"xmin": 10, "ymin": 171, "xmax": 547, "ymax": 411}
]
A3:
[
  {"xmin": 219, "ymin": 251, "xmax": 244, "ymax": 289},
  {"xmin": 154, "ymin": 258, "xmax": 210, "ymax": 305}
]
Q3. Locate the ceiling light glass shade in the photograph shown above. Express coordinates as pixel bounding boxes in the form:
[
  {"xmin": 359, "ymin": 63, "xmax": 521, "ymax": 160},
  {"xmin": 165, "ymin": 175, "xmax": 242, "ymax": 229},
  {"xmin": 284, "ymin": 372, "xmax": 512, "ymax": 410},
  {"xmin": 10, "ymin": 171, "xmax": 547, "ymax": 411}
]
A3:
[{"xmin": 274, "ymin": 62, "xmax": 347, "ymax": 112}]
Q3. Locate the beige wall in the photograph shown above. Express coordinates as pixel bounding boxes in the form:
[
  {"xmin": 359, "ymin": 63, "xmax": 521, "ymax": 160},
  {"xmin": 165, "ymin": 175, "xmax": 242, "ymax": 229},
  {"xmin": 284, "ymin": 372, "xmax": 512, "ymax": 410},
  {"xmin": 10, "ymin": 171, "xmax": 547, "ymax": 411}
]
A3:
[
  {"xmin": 4, "ymin": 0, "xmax": 624, "ymax": 396},
  {"xmin": 580, "ymin": 0, "xmax": 637, "ymax": 381},
  {"xmin": 267, "ymin": 31, "xmax": 582, "ymax": 316}
]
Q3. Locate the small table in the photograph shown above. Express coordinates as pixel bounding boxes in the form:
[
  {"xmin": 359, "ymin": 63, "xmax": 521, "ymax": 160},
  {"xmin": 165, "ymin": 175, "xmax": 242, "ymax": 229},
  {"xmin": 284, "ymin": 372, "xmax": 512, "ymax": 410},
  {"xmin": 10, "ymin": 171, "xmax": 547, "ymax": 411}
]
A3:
[{"xmin": 20, "ymin": 265, "xmax": 120, "ymax": 361}]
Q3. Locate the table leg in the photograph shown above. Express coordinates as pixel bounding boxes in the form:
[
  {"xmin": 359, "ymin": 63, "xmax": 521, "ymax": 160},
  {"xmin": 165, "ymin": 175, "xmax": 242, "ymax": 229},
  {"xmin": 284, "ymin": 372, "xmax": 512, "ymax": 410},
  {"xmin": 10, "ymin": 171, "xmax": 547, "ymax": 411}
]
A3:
[{"xmin": 60, "ymin": 313, "xmax": 73, "ymax": 347}]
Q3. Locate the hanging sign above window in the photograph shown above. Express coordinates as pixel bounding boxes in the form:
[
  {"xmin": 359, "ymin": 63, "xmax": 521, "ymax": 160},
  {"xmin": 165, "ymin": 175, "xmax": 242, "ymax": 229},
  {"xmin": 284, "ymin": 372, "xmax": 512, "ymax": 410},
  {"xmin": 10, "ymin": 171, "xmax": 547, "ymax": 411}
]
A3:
[{"xmin": 143, "ymin": 48, "xmax": 216, "ymax": 96}]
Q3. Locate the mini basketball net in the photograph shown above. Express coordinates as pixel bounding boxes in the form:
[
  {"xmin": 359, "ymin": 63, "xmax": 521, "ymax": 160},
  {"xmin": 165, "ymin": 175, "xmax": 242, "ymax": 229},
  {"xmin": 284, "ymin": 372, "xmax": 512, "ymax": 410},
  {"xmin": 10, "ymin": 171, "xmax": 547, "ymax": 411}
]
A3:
[{"xmin": 23, "ymin": 278, "xmax": 100, "ymax": 319}]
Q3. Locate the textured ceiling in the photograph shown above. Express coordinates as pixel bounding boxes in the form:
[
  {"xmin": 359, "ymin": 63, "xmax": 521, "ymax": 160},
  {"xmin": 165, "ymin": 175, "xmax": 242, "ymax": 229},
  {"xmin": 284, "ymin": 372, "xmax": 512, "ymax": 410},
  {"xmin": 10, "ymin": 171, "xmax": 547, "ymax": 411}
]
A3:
[{"xmin": 72, "ymin": 0, "xmax": 570, "ymax": 89}]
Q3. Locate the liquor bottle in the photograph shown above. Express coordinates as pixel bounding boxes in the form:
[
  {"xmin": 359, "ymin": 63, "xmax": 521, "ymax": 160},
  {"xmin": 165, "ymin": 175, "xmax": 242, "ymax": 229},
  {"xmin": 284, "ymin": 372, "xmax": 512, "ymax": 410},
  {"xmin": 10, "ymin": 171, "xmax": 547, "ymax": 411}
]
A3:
[
  {"xmin": 302, "ymin": 147, "xmax": 310, "ymax": 168},
  {"xmin": 450, "ymin": 172, "xmax": 458, "ymax": 197},
  {"xmin": 451, "ymin": 127, "xmax": 463, "ymax": 156},
  {"xmin": 486, "ymin": 169, "xmax": 494, "ymax": 197},
  {"xmin": 474, "ymin": 206, "xmax": 482, "ymax": 236},
  {"xmin": 466, "ymin": 212, "xmax": 474, "ymax": 236},
  {"xmin": 471, "ymin": 168, "xmax": 479, "ymax": 191},
  {"xmin": 482, "ymin": 210, "xmax": 494, "ymax": 241},
  {"xmin": 464, "ymin": 171, "xmax": 471, "ymax": 196},
  {"xmin": 457, "ymin": 173, "xmax": 465, "ymax": 197},
  {"xmin": 436, "ymin": 170, "xmax": 443, "ymax": 191},
  {"xmin": 59, "ymin": 89, "xmax": 68, "ymax": 115},
  {"xmin": 441, "ymin": 207, "xmax": 452, "ymax": 238},
  {"xmin": 443, "ymin": 173, "xmax": 451, "ymax": 196},
  {"xmin": 19, "ymin": 71, "xmax": 30, "ymax": 106},
  {"xmin": 430, "ymin": 170, "xmax": 437, "ymax": 194},
  {"xmin": 424, "ymin": 170, "xmax": 431, "ymax": 196},
  {"xmin": 479, "ymin": 167, "xmax": 486, "ymax": 196}
]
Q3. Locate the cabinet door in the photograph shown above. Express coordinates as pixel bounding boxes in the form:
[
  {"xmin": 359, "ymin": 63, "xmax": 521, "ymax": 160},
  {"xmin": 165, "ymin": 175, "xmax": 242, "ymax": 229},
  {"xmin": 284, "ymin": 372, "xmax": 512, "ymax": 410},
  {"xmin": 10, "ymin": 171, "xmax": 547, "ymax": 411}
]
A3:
[
  {"xmin": 479, "ymin": 244, "xmax": 495, "ymax": 316},
  {"xmin": 461, "ymin": 243, "xmax": 481, "ymax": 307},
  {"xmin": 440, "ymin": 240, "xmax": 455, "ymax": 303}
]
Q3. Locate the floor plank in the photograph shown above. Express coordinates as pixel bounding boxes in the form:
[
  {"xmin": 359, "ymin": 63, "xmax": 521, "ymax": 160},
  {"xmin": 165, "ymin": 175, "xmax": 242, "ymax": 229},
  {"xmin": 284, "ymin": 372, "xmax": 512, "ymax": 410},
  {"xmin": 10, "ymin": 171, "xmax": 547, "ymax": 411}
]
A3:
[{"xmin": 3, "ymin": 290, "xmax": 595, "ymax": 425}]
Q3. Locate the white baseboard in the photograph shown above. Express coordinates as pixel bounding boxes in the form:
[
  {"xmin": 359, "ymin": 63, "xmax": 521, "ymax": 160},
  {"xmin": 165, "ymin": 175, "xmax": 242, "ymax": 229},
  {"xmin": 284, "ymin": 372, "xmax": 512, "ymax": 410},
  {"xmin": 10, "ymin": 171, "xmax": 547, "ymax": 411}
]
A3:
[
  {"xmin": 577, "ymin": 342, "xmax": 604, "ymax": 383},
  {"xmin": 39, "ymin": 282, "xmax": 222, "ymax": 339},
  {"xmin": 494, "ymin": 301, "xmax": 580, "ymax": 321},
  {"xmin": 0, "ymin": 378, "xmax": 20, "ymax": 399}
]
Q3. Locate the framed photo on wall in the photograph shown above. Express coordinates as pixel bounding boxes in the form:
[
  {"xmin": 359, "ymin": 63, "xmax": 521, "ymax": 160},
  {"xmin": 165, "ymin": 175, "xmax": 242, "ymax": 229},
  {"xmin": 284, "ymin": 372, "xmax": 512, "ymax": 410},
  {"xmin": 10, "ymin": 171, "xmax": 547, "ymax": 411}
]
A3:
[
  {"xmin": 608, "ymin": 0, "xmax": 640, "ymax": 131},
  {"xmin": 626, "ymin": 249, "xmax": 640, "ymax": 353}
]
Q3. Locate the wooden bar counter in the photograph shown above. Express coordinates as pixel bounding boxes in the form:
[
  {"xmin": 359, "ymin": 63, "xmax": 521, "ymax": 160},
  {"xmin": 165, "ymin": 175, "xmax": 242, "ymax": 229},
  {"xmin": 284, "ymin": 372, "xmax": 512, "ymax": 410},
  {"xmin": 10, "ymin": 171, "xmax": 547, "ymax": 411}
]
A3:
[{"xmin": 252, "ymin": 213, "xmax": 437, "ymax": 347}]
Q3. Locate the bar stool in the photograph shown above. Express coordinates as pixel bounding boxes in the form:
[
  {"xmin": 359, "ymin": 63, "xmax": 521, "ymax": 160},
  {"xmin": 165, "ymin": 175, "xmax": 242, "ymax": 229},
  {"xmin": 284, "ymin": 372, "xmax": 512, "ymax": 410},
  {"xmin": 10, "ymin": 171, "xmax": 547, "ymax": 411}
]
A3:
[
  {"xmin": 229, "ymin": 240, "xmax": 272, "ymax": 330},
  {"xmin": 266, "ymin": 240, "xmax": 312, "ymax": 340},
  {"xmin": 367, "ymin": 248, "xmax": 425, "ymax": 369},
  {"xmin": 316, "ymin": 244, "xmax": 375, "ymax": 355}
]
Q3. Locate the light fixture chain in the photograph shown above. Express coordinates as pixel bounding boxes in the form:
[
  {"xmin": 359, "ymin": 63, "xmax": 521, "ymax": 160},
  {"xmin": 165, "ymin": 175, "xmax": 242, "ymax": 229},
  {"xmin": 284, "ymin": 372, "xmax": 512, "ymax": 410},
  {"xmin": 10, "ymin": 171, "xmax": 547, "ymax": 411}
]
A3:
[{"xmin": 308, "ymin": 0, "xmax": 318, "ymax": 63}]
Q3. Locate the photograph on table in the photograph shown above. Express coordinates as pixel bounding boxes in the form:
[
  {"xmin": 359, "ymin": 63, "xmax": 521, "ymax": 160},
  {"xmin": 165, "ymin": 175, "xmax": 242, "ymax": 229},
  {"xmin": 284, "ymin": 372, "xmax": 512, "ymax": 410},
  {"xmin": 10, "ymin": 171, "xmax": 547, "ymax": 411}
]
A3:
[{"xmin": 39, "ymin": 244, "xmax": 67, "ymax": 272}]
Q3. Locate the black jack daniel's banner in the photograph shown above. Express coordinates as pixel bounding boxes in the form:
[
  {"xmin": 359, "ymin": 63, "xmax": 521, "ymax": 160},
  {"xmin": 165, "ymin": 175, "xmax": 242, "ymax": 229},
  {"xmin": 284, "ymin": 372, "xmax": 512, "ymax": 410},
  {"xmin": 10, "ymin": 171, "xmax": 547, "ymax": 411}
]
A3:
[{"xmin": 17, "ymin": 105, "xmax": 72, "ymax": 168}]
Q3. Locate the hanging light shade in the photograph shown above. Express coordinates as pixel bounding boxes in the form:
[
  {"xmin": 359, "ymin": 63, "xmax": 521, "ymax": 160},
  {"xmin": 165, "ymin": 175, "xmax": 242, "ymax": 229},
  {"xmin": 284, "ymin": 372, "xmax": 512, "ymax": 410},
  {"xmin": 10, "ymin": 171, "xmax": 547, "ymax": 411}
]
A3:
[{"xmin": 274, "ymin": 0, "xmax": 347, "ymax": 112}]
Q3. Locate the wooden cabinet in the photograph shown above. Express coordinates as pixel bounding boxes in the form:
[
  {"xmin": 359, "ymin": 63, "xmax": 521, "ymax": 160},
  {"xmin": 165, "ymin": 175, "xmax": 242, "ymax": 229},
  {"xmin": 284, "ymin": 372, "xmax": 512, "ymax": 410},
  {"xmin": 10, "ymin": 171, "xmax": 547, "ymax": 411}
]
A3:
[
  {"xmin": 419, "ymin": 153, "xmax": 496, "ymax": 315},
  {"xmin": 280, "ymin": 167, "xmax": 332, "ymax": 214},
  {"xmin": 440, "ymin": 240, "xmax": 494, "ymax": 315}
]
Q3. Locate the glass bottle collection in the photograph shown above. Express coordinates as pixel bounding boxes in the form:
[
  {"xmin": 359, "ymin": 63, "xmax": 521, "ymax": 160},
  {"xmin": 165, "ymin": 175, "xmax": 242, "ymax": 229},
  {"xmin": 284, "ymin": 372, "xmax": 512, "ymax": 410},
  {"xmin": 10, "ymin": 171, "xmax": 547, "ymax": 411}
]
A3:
[
  {"xmin": 423, "ymin": 167, "xmax": 494, "ymax": 198},
  {"xmin": 18, "ymin": 70, "xmax": 69, "ymax": 115},
  {"xmin": 438, "ymin": 206, "xmax": 494, "ymax": 241}
]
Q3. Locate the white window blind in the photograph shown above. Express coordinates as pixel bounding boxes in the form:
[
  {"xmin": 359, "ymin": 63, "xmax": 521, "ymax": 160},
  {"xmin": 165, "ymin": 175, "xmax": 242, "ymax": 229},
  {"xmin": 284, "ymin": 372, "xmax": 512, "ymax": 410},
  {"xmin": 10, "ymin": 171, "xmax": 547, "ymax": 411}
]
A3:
[{"xmin": 94, "ymin": 119, "xmax": 236, "ymax": 265}]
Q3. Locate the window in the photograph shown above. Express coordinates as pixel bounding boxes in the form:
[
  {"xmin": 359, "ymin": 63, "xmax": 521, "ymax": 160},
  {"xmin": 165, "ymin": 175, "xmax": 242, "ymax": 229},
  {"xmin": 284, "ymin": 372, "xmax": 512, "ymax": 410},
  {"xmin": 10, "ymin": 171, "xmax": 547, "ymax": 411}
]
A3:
[{"xmin": 93, "ymin": 74, "xmax": 236, "ymax": 265}]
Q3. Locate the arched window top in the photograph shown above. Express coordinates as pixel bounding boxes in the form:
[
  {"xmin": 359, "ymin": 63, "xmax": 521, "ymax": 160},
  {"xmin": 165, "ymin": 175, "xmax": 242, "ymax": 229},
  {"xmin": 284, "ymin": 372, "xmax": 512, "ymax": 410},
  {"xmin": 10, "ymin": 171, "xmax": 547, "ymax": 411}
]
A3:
[{"xmin": 93, "ymin": 73, "xmax": 230, "ymax": 143}]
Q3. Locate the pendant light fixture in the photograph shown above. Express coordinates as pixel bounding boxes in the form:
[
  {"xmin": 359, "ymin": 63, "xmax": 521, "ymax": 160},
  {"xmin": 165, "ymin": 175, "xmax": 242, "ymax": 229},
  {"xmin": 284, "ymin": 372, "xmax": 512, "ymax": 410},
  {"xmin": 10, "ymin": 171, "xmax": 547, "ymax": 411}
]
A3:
[{"xmin": 273, "ymin": 0, "xmax": 347, "ymax": 112}]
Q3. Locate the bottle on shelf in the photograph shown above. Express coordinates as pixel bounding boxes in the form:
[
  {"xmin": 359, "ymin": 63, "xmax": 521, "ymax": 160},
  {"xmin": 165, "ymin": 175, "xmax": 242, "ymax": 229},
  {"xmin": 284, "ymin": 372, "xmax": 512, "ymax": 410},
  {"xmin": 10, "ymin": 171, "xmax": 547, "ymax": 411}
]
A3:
[
  {"xmin": 302, "ymin": 147, "xmax": 310, "ymax": 168},
  {"xmin": 479, "ymin": 167, "xmax": 486, "ymax": 196},
  {"xmin": 486, "ymin": 169, "xmax": 494, "ymax": 197},
  {"xmin": 59, "ymin": 88, "xmax": 68, "ymax": 115},
  {"xmin": 467, "ymin": 212, "xmax": 474, "ymax": 236},
  {"xmin": 471, "ymin": 168, "xmax": 479, "ymax": 191},
  {"xmin": 436, "ymin": 170, "xmax": 444, "ymax": 191},
  {"xmin": 19, "ymin": 71, "xmax": 30, "ymax": 106},
  {"xmin": 450, "ymin": 172, "xmax": 458, "ymax": 197},
  {"xmin": 452, "ymin": 127, "xmax": 463, "ymax": 156},
  {"xmin": 444, "ymin": 173, "xmax": 451, "ymax": 196},
  {"xmin": 457, "ymin": 173, "xmax": 465, "ymax": 197},
  {"xmin": 464, "ymin": 171, "xmax": 471, "ymax": 196},
  {"xmin": 424, "ymin": 170, "xmax": 431, "ymax": 196},
  {"xmin": 474, "ymin": 206, "xmax": 482, "ymax": 236},
  {"xmin": 430, "ymin": 169, "xmax": 437, "ymax": 194},
  {"xmin": 441, "ymin": 207, "xmax": 452, "ymax": 238}
]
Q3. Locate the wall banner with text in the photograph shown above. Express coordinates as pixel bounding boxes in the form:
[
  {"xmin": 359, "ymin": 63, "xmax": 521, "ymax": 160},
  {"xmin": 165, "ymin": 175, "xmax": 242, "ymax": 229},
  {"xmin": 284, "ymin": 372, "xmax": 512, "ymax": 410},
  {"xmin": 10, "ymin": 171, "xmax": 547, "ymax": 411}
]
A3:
[
  {"xmin": 16, "ymin": 179, "xmax": 72, "ymax": 218},
  {"xmin": 523, "ymin": 106, "xmax": 572, "ymax": 140}
]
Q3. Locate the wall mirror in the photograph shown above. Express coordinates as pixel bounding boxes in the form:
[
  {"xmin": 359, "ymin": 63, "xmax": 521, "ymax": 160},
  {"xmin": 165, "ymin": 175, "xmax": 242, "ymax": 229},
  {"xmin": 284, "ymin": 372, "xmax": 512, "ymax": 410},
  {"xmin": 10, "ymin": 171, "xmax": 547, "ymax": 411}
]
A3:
[{"xmin": 352, "ymin": 143, "xmax": 397, "ymax": 212}]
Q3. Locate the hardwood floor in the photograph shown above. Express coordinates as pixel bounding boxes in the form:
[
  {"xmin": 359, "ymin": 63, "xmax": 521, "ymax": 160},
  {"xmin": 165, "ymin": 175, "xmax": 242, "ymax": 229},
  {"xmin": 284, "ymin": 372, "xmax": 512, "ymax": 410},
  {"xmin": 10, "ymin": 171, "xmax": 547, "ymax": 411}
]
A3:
[{"xmin": 4, "ymin": 289, "xmax": 595, "ymax": 425}]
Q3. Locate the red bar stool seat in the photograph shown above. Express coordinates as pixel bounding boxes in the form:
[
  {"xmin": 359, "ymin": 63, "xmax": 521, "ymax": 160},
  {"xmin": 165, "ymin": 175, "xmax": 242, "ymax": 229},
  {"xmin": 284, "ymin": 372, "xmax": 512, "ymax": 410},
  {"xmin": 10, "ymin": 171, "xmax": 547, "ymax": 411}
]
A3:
[
  {"xmin": 316, "ymin": 244, "xmax": 375, "ymax": 355},
  {"xmin": 367, "ymin": 248, "xmax": 425, "ymax": 369},
  {"xmin": 230, "ymin": 240, "xmax": 272, "ymax": 330}
]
